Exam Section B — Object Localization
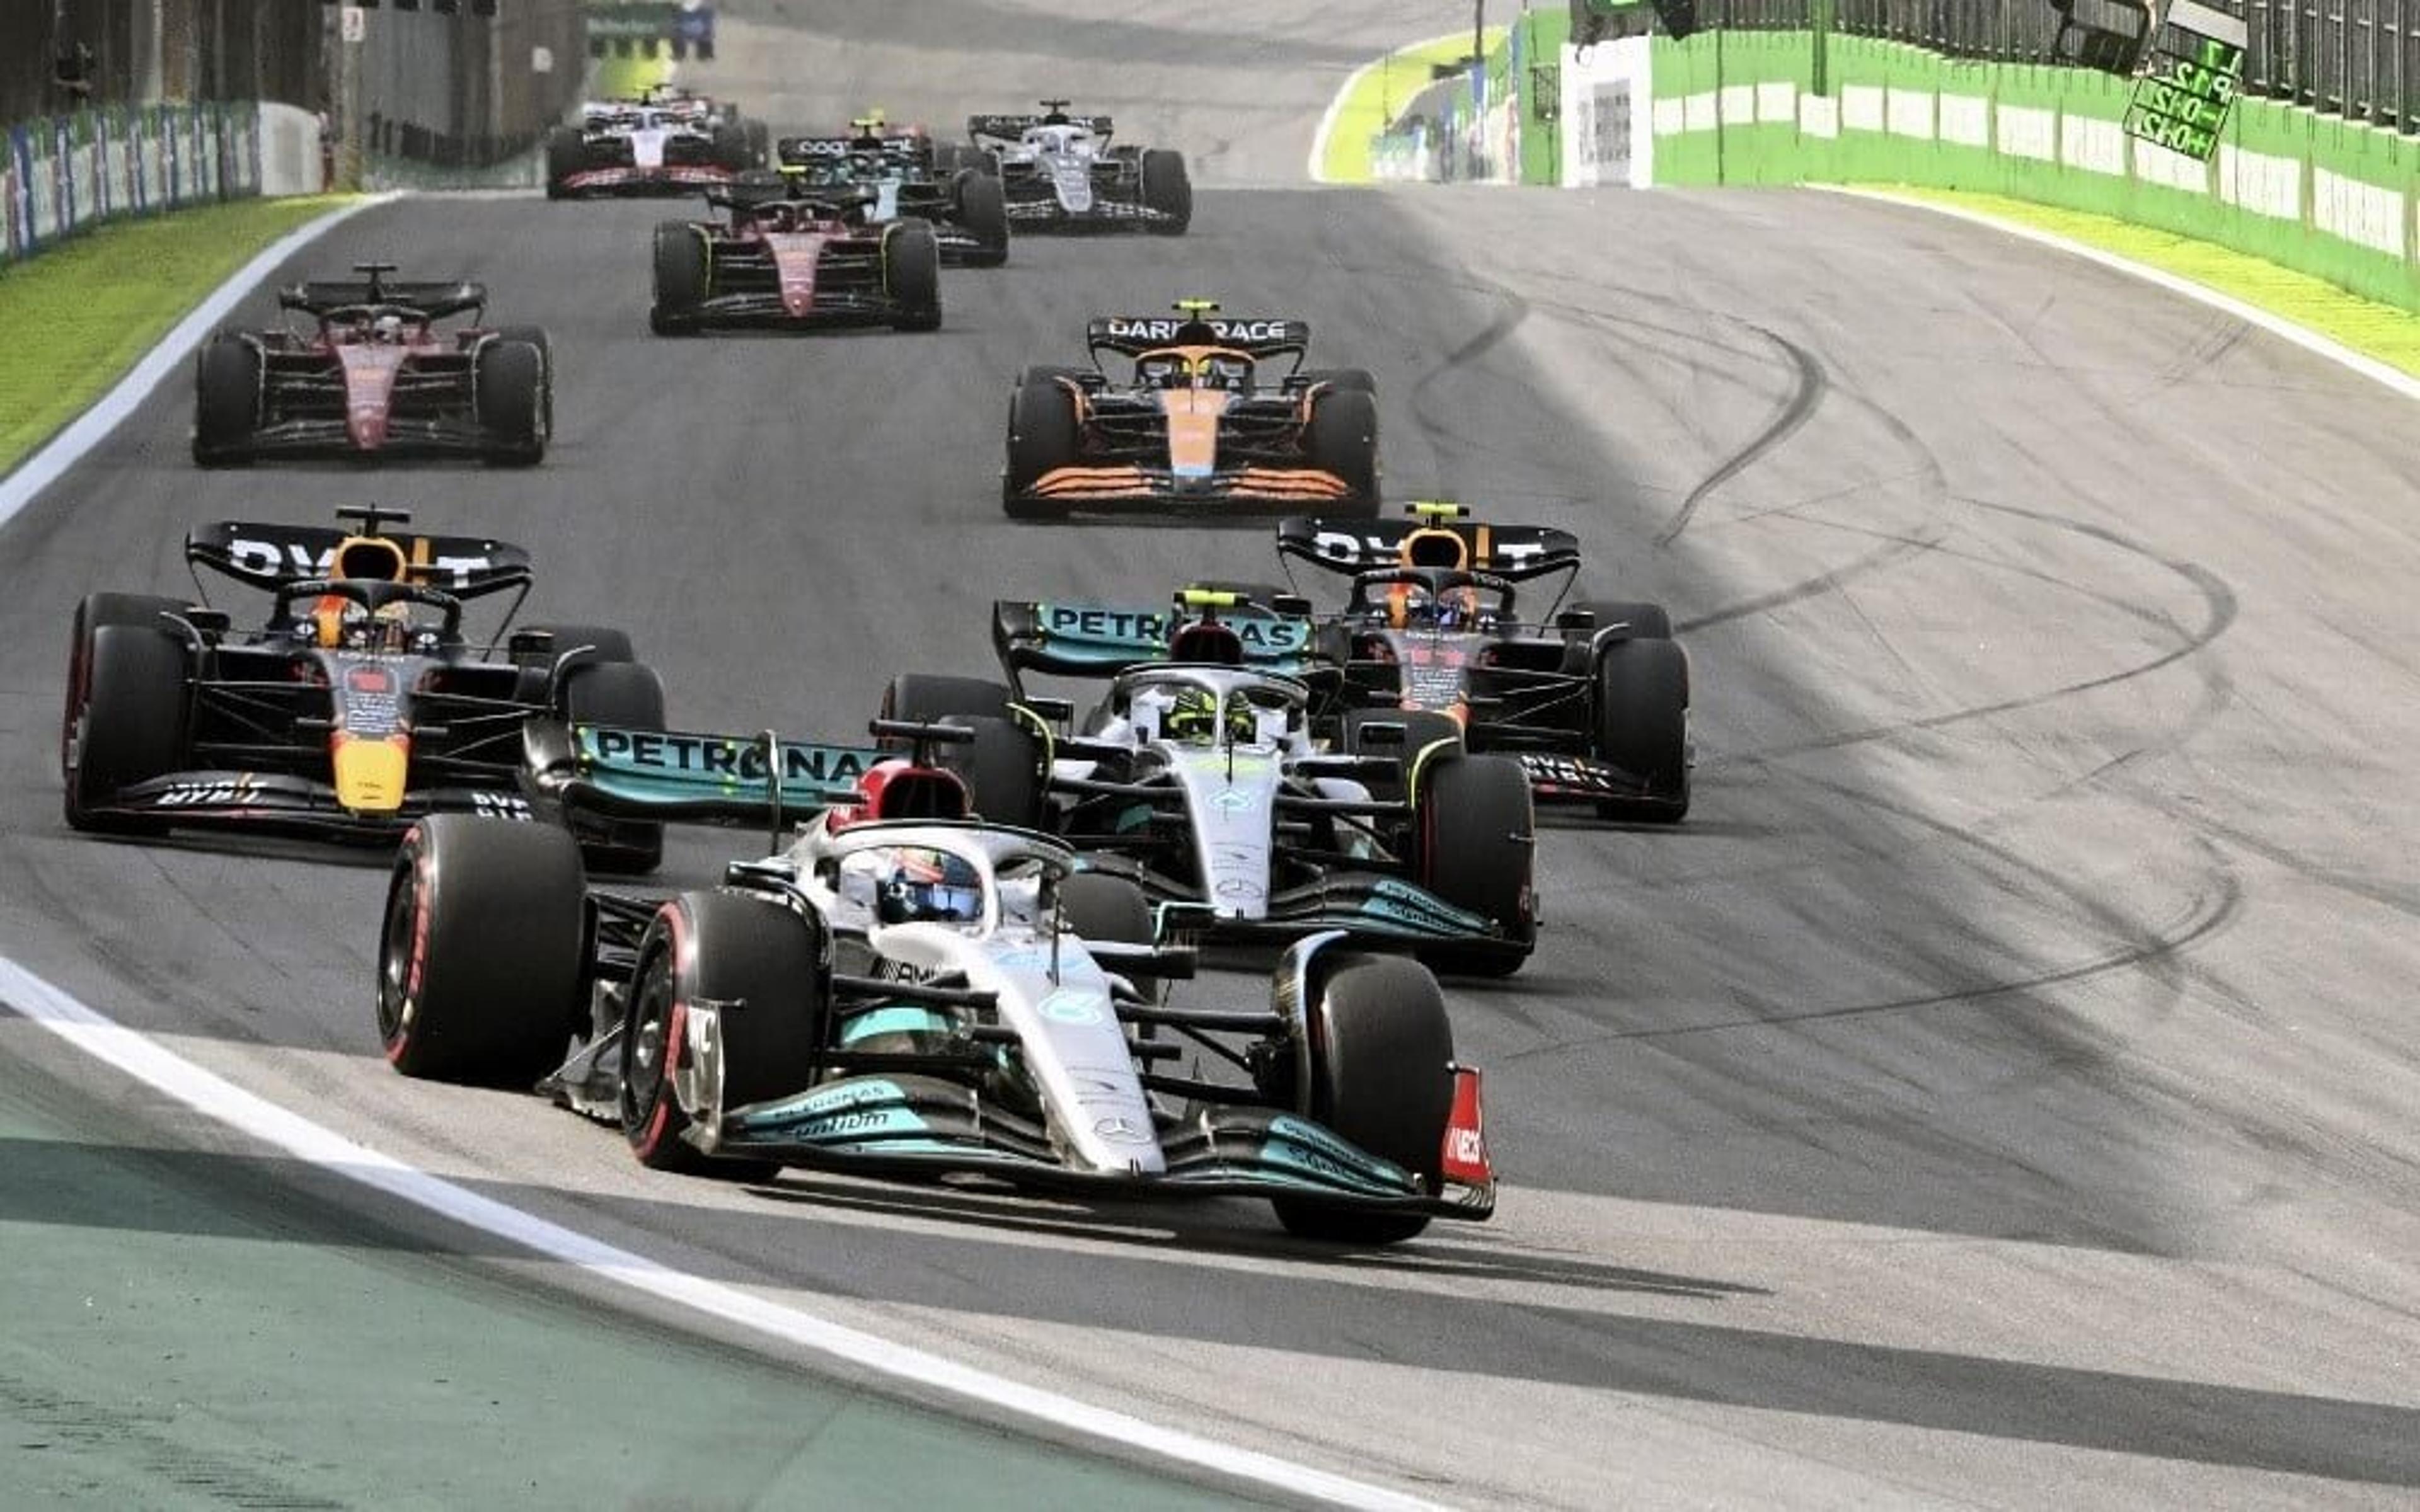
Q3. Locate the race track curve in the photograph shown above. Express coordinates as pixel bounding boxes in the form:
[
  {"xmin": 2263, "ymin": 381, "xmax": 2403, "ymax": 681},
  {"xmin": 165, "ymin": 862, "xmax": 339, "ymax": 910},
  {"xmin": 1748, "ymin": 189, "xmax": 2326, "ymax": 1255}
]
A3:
[{"xmin": 4, "ymin": 3, "xmax": 2419, "ymax": 1506}]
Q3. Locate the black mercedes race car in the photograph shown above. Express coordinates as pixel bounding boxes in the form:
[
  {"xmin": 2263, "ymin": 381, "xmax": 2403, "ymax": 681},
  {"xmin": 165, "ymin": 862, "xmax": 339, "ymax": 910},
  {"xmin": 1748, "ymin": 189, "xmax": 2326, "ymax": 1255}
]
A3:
[
  {"xmin": 650, "ymin": 173, "xmax": 942, "ymax": 334},
  {"xmin": 59, "ymin": 507, "xmax": 666, "ymax": 868},
  {"xmin": 192, "ymin": 262, "xmax": 550, "ymax": 467},
  {"xmin": 776, "ymin": 117, "xmax": 1008, "ymax": 266},
  {"xmin": 1277, "ymin": 502, "xmax": 1693, "ymax": 822}
]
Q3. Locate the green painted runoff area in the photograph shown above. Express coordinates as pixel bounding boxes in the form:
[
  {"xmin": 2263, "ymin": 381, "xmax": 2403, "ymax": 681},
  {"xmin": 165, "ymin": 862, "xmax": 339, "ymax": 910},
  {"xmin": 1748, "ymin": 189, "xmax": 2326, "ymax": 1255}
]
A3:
[
  {"xmin": 1318, "ymin": 28, "xmax": 1505, "ymax": 183},
  {"xmin": 0, "ymin": 1054, "xmax": 1252, "ymax": 1509},
  {"xmin": 0, "ymin": 195, "xmax": 355, "ymax": 476}
]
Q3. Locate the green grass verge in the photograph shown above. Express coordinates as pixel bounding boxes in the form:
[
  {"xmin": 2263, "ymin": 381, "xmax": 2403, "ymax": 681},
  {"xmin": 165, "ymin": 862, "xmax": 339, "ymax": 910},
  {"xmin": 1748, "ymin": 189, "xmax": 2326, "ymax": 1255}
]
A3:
[
  {"xmin": 0, "ymin": 195, "xmax": 359, "ymax": 475},
  {"xmin": 1865, "ymin": 186, "xmax": 2420, "ymax": 379},
  {"xmin": 1319, "ymin": 28, "xmax": 1506, "ymax": 185}
]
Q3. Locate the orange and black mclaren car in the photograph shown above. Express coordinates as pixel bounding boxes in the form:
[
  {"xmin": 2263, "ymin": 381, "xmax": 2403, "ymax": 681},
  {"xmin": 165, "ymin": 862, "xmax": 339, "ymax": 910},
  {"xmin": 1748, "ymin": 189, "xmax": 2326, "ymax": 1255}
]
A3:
[{"xmin": 1001, "ymin": 301, "xmax": 1381, "ymax": 520}]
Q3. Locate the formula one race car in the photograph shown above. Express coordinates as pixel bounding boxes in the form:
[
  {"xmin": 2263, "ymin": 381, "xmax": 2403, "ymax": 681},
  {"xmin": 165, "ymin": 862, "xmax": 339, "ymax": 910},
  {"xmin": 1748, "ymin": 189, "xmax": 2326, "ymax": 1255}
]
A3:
[
  {"xmin": 650, "ymin": 172, "xmax": 942, "ymax": 334},
  {"xmin": 60, "ymin": 507, "xmax": 666, "ymax": 869},
  {"xmin": 376, "ymin": 719, "xmax": 1497, "ymax": 1245},
  {"xmin": 1003, "ymin": 301, "xmax": 1380, "ymax": 519},
  {"xmin": 191, "ymin": 263, "xmax": 550, "ymax": 467},
  {"xmin": 959, "ymin": 100, "xmax": 1189, "ymax": 234},
  {"xmin": 1277, "ymin": 502, "xmax": 1692, "ymax": 822},
  {"xmin": 544, "ymin": 97, "xmax": 757, "ymax": 198},
  {"xmin": 879, "ymin": 590, "xmax": 1536, "ymax": 976},
  {"xmin": 776, "ymin": 116, "xmax": 1008, "ymax": 266}
]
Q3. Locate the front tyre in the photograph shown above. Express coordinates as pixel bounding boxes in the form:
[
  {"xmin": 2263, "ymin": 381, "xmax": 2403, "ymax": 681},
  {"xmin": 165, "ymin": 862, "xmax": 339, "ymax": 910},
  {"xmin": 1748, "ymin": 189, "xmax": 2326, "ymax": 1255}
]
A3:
[
  {"xmin": 1139, "ymin": 148, "xmax": 1191, "ymax": 234},
  {"xmin": 1270, "ymin": 953, "xmax": 1455, "ymax": 1246},
  {"xmin": 621, "ymin": 890, "xmax": 829, "ymax": 1177},
  {"xmin": 883, "ymin": 224, "xmax": 943, "ymax": 331},
  {"xmin": 377, "ymin": 816, "xmax": 586, "ymax": 1085}
]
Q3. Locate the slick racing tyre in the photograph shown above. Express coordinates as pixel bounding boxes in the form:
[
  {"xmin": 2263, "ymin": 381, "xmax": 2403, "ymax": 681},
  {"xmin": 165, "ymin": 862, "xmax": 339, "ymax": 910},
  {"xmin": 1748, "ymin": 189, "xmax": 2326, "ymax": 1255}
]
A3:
[
  {"xmin": 1270, "ymin": 952, "xmax": 1456, "ymax": 1246},
  {"xmin": 191, "ymin": 336, "xmax": 259, "ymax": 466},
  {"xmin": 562, "ymin": 660, "xmax": 669, "ymax": 874},
  {"xmin": 1003, "ymin": 375, "xmax": 1079, "ymax": 519},
  {"xmin": 879, "ymin": 673, "xmax": 1045, "ymax": 829},
  {"xmin": 651, "ymin": 221, "xmax": 707, "ymax": 335},
  {"xmin": 491, "ymin": 325, "xmax": 555, "ymax": 435},
  {"xmin": 1298, "ymin": 367, "xmax": 1377, "ymax": 395},
  {"xmin": 61, "ymin": 598, "xmax": 190, "ymax": 834},
  {"xmin": 1057, "ymin": 873, "xmax": 1153, "ymax": 947},
  {"xmin": 544, "ymin": 125, "xmax": 583, "ymax": 198},
  {"xmin": 883, "ymin": 222, "xmax": 943, "ymax": 331},
  {"xmin": 1139, "ymin": 148, "xmax": 1191, "ymax": 234},
  {"xmin": 378, "ymin": 815, "xmax": 585, "ymax": 1086},
  {"xmin": 953, "ymin": 169, "xmax": 1010, "ymax": 266},
  {"xmin": 1593, "ymin": 636, "xmax": 1690, "ymax": 823},
  {"xmin": 621, "ymin": 890, "xmax": 828, "ymax": 1178},
  {"xmin": 1306, "ymin": 388, "xmax": 1380, "ymax": 518},
  {"xmin": 475, "ymin": 337, "xmax": 546, "ymax": 466},
  {"xmin": 1410, "ymin": 752, "xmax": 1535, "ymax": 977}
]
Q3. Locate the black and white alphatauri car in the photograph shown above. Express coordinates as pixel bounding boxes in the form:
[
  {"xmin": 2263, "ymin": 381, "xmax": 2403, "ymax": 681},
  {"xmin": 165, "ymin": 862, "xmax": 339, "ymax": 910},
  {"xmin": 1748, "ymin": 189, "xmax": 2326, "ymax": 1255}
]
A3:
[
  {"xmin": 959, "ymin": 100, "xmax": 1190, "ymax": 234},
  {"xmin": 376, "ymin": 719, "xmax": 1497, "ymax": 1245}
]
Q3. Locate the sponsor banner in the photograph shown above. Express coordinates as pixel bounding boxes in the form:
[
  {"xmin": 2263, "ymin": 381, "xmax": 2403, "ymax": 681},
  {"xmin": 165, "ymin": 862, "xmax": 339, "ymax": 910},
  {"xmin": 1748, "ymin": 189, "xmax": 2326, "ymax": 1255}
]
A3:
[{"xmin": 0, "ymin": 103, "xmax": 262, "ymax": 266}]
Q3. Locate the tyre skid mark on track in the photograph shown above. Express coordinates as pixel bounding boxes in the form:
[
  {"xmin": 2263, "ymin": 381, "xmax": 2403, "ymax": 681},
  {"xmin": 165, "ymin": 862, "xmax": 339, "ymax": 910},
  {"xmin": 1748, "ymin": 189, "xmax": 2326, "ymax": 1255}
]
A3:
[
  {"xmin": 1656, "ymin": 327, "xmax": 1828, "ymax": 546},
  {"xmin": 1708, "ymin": 495, "xmax": 2238, "ymax": 772},
  {"xmin": 0, "ymin": 1366, "xmax": 345, "ymax": 1510}
]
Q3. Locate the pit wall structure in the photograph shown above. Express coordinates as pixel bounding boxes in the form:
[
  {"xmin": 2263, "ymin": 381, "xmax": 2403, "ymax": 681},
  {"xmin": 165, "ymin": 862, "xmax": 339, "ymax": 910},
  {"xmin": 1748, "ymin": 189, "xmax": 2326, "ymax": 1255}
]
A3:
[{"xmin": 1392, "ymin": 12, "xmax": 2420, "ymax": 311}]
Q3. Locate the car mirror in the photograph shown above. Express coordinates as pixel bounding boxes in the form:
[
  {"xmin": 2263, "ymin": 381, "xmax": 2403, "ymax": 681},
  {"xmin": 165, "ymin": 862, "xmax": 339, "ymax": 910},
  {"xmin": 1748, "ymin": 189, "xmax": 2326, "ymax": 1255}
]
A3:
[{"xmin": 1553, "ymin": 609, "xmax": 1596, "ymax": 632}]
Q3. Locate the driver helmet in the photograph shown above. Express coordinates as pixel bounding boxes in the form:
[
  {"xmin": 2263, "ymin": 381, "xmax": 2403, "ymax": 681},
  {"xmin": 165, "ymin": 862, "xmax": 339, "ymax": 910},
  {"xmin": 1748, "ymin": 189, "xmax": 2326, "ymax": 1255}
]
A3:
[
  {"xmin": 371, "ymin": 313, "xmax": 404, "ymax": 343},
  {"xmin": 1165, "ymin": 686, "xmax": 1253, "ymax": 745},
  {"xmin": 866, "ymin": 847, "xmax": 985, "ymax": 925}
]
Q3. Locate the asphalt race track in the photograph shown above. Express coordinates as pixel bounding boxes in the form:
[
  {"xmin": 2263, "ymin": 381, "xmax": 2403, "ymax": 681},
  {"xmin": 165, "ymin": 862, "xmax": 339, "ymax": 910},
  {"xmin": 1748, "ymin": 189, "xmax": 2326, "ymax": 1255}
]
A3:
[{"xmin": 5, "ymin": 3, "xmax": 2419, "ymax": 1505}]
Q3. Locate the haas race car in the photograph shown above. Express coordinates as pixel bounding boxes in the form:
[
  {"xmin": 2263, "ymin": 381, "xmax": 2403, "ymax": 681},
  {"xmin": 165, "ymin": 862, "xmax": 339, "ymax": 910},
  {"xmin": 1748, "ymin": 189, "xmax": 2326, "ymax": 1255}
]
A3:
[
  {"xmin": 376, "ymin": 718, "xmax": 1495, "ymax": 1246},
  {"xmin": 878, "ymin": 587, "xmax": 1537, "ymax": 976},
  {"xmin": 60, "ymin": 507, "xmax": 666, "ymax": 869},
  {"xmin": 650, "ymin": 172, "xmax": 942, "ymax": 334},
  {"xmin": 1277, "ymin": 502, "xmax": 1693, "ymax": 822},
  {"xmin": 959, "ymin": 100, "xmax": 1189, "ymax": 234},
  {"xmin": 776, "ymin": 116, "xmax": 1008, "ymax": 266},
  {"xmin": 545, "ymin": 96, "xmax": 759, "ymax": 198},
  {"xmin": 192, "ymin": 263, "xmax": 550, "ymax": 467},
  {"xmin": 1003, "ymin": 300, "xmax": 1380, "ymax": 518}
]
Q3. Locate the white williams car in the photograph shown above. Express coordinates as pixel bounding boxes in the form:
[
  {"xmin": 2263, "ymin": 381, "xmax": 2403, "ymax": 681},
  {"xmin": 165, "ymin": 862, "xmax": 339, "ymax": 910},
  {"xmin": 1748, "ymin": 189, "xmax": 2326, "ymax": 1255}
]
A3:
[{"xmin": 955, "ymin": 100, "xmax": 1190, "ymax": 233}]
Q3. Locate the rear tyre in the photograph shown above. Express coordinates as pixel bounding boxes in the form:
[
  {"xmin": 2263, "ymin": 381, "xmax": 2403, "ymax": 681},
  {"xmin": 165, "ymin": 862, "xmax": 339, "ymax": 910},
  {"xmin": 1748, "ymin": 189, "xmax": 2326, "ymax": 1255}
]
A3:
[
  {"xmin": 1593, "ymin": 638, "xmax": 1690, "ymax": 823},
  {"xmin": 1003, "ymin": 375, "xmax": 1079, "ymax": 519},
  {"xmin": 1306, "ymin": 389, "xmax": 1380, "ymax": 517},
  {"xmin": 882, "ymin": 224, "xmax": 943, "ymax": 331},
  {"xmin": 544, "ymin": 126, "xmax": 583, "ymax": 198},
  {"xmin": 953, "ymin": 169, "xmax": 1009, "ymax": 266},
  {"xmin": 1411, "ymin": 753, "xmax": 1535, "ymax": 977},
  {"xmin": 879, "ymin": 674, "xmax": 1043, "ymax": 828},
  {"xmin": 1271, "ymin": 953, "xmax": 1454, "ymax": 1245},
  {"xmin": 1299, "ymin": 367, "xmax": 1377, "ymax": 395},
  {"xmin": 475, "ymin": 338, "xmax": 546, "ymax": 466},
  {"xmin": 377, "ymin": 816, "xmax": 585, "ymax": 1085},
  {"xmin": 61, "ymin": 612, "xmax": 190, "ymax": 835},
  {"xmin": 561, "ymin": 662, "xmax": 668, "ymax": 873},
  {"xmin": 191, "ymin": 336, "xmax": 259, "ymax": 467},
  {"xmin": 1139, "ymin": 148, "xmax": 1191, "ymax": 234},
  {"xmin": 622, "ymin": 890, "xmax": 829, "ymax": 1178},
  {"xmin": 650, "ymin": 222, "xmax": 706, "ymax": 335}
]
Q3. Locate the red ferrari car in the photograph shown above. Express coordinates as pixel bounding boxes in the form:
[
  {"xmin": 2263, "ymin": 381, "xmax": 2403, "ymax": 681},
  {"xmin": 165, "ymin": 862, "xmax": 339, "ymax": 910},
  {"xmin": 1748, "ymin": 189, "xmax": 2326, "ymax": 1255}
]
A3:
[{"xmin": 190, "ymin": 263, "xmax": 551, "ymax": 467}]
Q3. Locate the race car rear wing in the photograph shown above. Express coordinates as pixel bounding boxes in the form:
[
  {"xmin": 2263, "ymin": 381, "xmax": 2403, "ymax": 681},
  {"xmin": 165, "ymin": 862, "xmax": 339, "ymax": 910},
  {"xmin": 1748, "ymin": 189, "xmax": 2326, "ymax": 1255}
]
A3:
[
  {"xmin": 1086, "ymin": 315, "xmax": 1312, "ymax": 360},
  {"xmin": 186, "ymin": 520, "xmax": 534, "ymax": 597},
  {"xmin": 776, "ymin": 134, "xmax": 925, "ymax": 165},
  {"xmin": 994, "ymin": 593, "xmax": 1319, "ymax": 687},
  {"xmin": 968, "ymin": 111, "xmax": 1113, "ymax": 142},
  {"xmin": 524, "ymin": 719, "xmax": 884, "ymax": 828},
  {"xmin": 1276, "ymin": 512, "xmax": 1582, "ymax": 581},
  {"xmin": 279, "ymin": 280, "xmax": 486, "ymax": 319}
]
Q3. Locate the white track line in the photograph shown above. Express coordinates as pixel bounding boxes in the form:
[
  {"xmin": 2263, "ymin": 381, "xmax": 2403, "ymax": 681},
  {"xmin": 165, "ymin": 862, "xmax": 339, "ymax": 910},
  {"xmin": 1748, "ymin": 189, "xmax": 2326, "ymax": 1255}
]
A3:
[
  {"xmin": 1816, "ymin": 186, "xmax": 2420, "ymax": 406},
  {"xmin": 0, "ymin": 194, "xmax": 394, "ymax": 531},
  {"xmin": 0, "ymin": 957, "xmax": 1436, "ymax": 1512},
  {"xmin": 1306, "ymin": 30, "xmax": 1477, "ymax": 185}
]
